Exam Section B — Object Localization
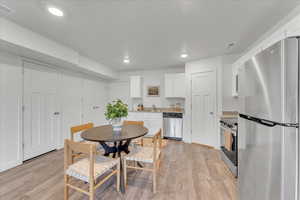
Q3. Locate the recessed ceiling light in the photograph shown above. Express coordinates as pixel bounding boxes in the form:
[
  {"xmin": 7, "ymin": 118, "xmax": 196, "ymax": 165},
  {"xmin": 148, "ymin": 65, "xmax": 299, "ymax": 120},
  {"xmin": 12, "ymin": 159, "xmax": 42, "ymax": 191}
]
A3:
[
  {"xmin": 48, "ymin": 7, "xmax": 64, "ymax": 17},
  {"xmin": 123, "ymin": 58, "xmax": 130, "ymax": 64},
  {"xmin": 180, "ymin": 53, "xmax": 188, "ymax": 58}
]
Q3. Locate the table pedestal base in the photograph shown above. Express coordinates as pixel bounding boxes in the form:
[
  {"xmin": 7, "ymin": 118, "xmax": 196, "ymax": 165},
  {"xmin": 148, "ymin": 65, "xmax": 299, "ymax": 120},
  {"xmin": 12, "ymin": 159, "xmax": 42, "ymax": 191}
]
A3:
[
  {"xmin": 100, "ymin": 139, "xmax": 131, "ymax": 158},
  {"xmin": 99, "ymin": 140, "xmax": 132, "ymax": 193}
]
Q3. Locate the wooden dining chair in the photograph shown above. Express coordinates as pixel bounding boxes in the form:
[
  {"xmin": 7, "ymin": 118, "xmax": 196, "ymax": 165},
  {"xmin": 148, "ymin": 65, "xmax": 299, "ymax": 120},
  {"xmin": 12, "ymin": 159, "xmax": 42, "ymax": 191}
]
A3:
[
  {"xmin": 123, "ymin": 120, "xmax": 145, "ymax": 146},
  {"xmin": 123, "ymin": 129, "xmax": 162, "ymax": 193},
  {"xmin": 64, "ymin": 139, "xmax": 120, "ymax": 200},
  {"xmin": 70, "ymin": 123, "xmax": 103, "ymax": 157},
  {"xmin": 70, "ymin": 123, "xmax": 94, "ymax": 142}
]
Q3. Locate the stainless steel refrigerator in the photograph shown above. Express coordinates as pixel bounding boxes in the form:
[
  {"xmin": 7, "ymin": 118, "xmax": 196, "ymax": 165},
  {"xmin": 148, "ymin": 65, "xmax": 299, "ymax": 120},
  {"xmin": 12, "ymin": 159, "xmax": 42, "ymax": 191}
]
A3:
[{"xmin": 238, "ymin": 37, "xmax": 299, "ymax": 200}]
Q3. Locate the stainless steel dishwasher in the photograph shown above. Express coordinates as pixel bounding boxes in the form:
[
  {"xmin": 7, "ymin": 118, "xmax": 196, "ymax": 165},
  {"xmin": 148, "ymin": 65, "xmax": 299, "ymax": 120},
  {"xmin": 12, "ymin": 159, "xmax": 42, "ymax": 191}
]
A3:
[{"xmin": 163, "ymin": 112, "xmax": 183, "ymax": 140}]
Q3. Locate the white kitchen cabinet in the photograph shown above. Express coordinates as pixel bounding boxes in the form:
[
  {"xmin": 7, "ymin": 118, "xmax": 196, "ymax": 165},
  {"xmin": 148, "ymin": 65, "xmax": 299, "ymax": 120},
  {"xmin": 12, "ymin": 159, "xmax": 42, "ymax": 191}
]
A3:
[
  {"xmin": 164, "ymin": 74, "xmax": 173, "ymax": 98},
  {"xmin": 126, "ymin": 112, "xmax": 163, "ymax": 136},
  {"xmin": 165, "ymin": 73, "xmax": 185, "ymax": 98},
  {"xmin": 130, "ymin": 76, "xmax": 142, "ymax": 98}
]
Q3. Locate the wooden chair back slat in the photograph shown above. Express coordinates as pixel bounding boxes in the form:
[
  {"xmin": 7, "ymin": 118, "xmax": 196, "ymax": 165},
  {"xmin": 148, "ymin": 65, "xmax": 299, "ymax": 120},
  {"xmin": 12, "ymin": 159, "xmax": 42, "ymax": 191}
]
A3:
[
  {"xmin": 123, "ymin": 120, "xmax": 144, "ymax": 126},
  {"xmin": 70, "ymin": 123, "xmax": 94, "ymax": 141},
  {"xmin": 65, "ymin": 139, "xmax": 96, "ymax": 155},
  {"xmin": 123, "ymin": 121, "xmax": 145, "ymax": 146}
]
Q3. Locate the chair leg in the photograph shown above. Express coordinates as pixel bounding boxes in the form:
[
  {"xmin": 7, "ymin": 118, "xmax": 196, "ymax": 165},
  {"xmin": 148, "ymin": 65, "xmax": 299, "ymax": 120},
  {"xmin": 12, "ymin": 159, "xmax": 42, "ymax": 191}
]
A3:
[
  {"xmin": 153, "ymin": 166, "xmax": 157, "ymax": 193},
  {"xmin": 90, "ymin": 182, "xmax": 95, "ymax": 200},
  {"xmin": 89, "ymin": 194, "xmax": 94, "ymax": 200},
  {"xmin": 64, "ymin": 175, "xmax": 69, "ymax": 200},
  {"xmin": 124, "ymin": 159, "xmax": 127, "ymax": 187},
  {"xmin": 157, "ymin": 154, "xmax": 162, "ymax": 169},
  {"xmin": 116, "ymin": 161, "xmax": 120, "ymax": 192}
]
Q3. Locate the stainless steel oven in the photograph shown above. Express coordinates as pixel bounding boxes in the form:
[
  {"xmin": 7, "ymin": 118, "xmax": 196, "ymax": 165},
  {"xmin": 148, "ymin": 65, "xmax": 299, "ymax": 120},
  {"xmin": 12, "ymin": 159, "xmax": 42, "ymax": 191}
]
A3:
[{"xmin": 220, "ymin": 118, "xmax": 238, "ymax": 177}]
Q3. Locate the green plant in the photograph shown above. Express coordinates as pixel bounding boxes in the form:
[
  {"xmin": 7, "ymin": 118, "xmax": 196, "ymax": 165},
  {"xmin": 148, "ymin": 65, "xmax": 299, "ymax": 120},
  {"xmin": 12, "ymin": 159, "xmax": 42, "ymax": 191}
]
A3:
[{"xmin": 105, "ymin": 99, "xmax": 128, "ymax": 120}]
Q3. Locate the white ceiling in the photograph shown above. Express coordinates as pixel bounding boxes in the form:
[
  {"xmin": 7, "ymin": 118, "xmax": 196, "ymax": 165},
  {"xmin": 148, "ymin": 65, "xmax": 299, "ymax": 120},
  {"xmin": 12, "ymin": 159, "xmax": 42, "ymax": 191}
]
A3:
[{"xmin": 0, "ymin": 0, "xmax": 298, "ymax": 70}]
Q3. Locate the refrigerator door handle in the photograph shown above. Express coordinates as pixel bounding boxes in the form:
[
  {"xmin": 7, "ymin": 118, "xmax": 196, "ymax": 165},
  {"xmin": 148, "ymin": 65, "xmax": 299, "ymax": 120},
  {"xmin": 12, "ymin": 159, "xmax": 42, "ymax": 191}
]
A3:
[{"xmin": 239, "ymin": 113, "xmax": 299, "ymax": 128}]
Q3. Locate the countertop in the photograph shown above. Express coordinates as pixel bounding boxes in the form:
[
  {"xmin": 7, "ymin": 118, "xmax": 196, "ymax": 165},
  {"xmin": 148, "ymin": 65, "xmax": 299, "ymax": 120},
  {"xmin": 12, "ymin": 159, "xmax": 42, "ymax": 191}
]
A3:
[
  {"xmin": 129, "ymin": 108, "xmax": 184, "ymax": 113},
  {"xmin": 220, "ymin": 111, "xmax": 238, "ymax": 119}
]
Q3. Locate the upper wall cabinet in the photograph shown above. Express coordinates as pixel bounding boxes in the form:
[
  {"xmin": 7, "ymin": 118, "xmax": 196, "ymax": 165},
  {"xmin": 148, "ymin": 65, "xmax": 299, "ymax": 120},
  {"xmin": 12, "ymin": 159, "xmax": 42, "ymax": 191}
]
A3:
[
  {"xmin": 130, "ymin": 76, "xmax": 142, "ymax": 98},
  {"xmin": 165, "ymin": 73, "xmax": 185, "ymax": 98}
]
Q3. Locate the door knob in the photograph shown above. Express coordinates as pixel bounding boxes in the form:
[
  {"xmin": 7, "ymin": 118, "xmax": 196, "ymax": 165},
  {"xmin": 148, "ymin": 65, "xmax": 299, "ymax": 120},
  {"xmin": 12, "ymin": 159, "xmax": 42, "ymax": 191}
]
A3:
[
  {"xmin": 209, "ymin": 112, "xmax": 214, "ymax": 115},
  {"xmin": 54, "ymin": 112, "xmax": 60, "ymax": 115}
]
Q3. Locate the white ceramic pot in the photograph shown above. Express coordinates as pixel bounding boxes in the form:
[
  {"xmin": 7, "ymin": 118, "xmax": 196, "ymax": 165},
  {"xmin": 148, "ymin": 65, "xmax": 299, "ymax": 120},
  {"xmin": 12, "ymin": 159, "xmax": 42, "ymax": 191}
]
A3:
[{"xmin": 111, "ymin": 118, "xmax": 122, "ymax": 131}]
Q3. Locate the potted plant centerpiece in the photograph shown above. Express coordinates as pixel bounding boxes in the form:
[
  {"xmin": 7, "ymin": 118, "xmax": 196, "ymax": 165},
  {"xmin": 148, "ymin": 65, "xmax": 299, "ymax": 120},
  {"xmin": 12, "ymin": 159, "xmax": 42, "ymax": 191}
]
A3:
[{"xmin": 105, "ymin": 99, "xmax": 128, "ymax": 131}]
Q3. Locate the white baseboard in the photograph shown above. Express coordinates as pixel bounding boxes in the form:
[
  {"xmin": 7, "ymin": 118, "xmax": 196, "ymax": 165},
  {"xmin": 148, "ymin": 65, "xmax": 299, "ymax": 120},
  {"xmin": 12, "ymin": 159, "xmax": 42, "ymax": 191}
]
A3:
[{"xmin": 0, "ymin": 160, "xmax": 22, "ymax": 173}]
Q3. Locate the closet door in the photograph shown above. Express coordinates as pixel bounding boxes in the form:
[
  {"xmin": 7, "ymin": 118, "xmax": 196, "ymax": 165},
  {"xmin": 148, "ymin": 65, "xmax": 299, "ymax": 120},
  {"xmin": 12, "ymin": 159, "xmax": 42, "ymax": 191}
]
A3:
[
  {"xmin": 23, "ymin": 62, "xmax": 60, "ymax": 160},
  {"xmin": 82, "ymin": 78, "xmax": 107, "ymax": 126}
]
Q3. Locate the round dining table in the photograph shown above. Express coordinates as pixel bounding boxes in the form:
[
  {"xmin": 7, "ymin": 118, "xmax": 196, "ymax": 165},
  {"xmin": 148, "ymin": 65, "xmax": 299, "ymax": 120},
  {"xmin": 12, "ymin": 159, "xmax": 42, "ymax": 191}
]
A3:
[{"xmin": 81, "ymin": 124, "xmax": 148, "ymax": 193}]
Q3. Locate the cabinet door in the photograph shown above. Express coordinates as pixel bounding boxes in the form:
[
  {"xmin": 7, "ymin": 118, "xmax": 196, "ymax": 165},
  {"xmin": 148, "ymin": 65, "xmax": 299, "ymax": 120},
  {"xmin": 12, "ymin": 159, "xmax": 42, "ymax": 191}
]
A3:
[
  {"xmin": 144, "ymin": 118, "xmax": 162, "ymax": 136},
  {"xmin": 130, "ymin": 76, "xmax": 142, "ymax": 98},
  {"xmin": 173, "ymin": 73, "xmax": 185, "ymax": 98},
  {"xmin": 164, "ymin": 74, "xmax": 173, "ymax": 98}
]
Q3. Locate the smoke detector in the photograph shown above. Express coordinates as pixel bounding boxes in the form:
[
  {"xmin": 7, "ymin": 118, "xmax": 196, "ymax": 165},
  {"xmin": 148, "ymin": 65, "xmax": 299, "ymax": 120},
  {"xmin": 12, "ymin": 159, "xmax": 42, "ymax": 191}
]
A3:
[
  {"xmin": 0, "ymin": 3, "xmax": 13, "ymax": 15},
  {"xmin": 227, "ymin": 42, "xmax": 235, "ymax": 49}
]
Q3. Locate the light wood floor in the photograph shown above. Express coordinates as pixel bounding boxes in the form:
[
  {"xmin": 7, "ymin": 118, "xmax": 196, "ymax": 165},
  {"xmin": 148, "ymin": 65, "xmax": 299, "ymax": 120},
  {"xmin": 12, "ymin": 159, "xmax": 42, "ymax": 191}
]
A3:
[{"xmin": 0, "ymin": 141, "xmax": 237, "ymax": 200}]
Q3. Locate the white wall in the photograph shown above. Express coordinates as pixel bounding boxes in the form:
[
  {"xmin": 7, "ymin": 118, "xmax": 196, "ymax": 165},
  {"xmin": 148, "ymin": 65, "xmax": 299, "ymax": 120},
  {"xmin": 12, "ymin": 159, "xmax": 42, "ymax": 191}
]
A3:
[
  {"xmin": 108, "ymin": 67, "xmax": 185, "ymax": 110},
  {"xmin": 0, "ymin": 51, "xmax": 23, "ymax": 172},
  {"xmin": 0, "ymin": 50, "xmax": 109, "ymax": 171},
  {"xmin": 222, "ymin": 54, "xmax": 240, "ymax": 111}
]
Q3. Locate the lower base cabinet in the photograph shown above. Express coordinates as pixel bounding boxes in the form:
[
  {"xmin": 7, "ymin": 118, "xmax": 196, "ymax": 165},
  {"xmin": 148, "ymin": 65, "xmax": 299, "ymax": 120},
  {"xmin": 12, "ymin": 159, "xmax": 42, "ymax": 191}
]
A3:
[{"xmin": 126, "ymin": 112, "xmax": 163, "ymax": 137}]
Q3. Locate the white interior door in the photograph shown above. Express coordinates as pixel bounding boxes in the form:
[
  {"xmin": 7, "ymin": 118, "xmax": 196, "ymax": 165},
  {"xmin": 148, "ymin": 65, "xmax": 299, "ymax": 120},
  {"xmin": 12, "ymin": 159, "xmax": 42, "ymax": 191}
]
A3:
[
  {"xmin": 83, "ymin": 78, "xmax": 107, "ymax": 126},
  {"xmin": 191, "ymin": 71, "xmax": 217, "ymax": 147},
  {"xmin": 23, "ymin": 62, "xmax": 60, "ymax": 160}
]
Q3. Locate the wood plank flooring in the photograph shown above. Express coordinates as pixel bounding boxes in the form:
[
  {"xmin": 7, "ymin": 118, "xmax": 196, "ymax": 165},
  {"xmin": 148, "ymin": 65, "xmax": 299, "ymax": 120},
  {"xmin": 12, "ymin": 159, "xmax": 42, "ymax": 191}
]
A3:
[{"xmin": 0, "ymin": 141, "xmax": 237, "ymax": 200}]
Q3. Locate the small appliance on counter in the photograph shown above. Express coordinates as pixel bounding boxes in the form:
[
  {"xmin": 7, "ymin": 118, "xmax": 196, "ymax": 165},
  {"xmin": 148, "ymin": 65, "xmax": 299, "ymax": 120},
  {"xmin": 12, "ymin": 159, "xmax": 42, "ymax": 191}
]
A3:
[{"xmin": 136, "ymin": 104, "xmax": 144, "ymax": 111}]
